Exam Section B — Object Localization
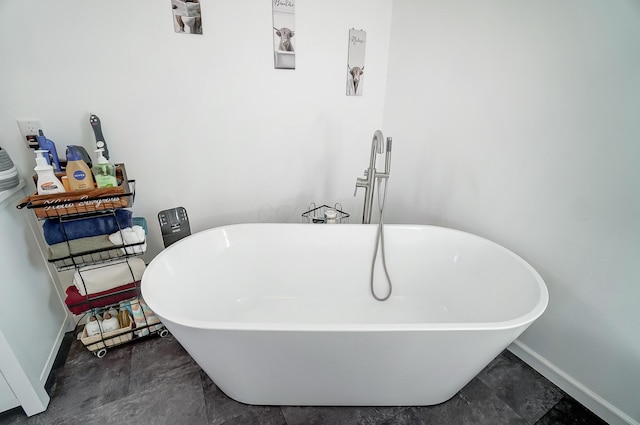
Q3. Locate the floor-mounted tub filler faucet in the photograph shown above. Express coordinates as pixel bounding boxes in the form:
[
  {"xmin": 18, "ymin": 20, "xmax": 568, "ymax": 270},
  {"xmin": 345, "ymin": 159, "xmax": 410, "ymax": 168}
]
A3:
[
  {"xmin": 354, "ymin": 130, "xmax": 392, "ymax": 224},
  {"xmin": 354, "ymin": 130, "xmax": 394, "ymax": 301}
]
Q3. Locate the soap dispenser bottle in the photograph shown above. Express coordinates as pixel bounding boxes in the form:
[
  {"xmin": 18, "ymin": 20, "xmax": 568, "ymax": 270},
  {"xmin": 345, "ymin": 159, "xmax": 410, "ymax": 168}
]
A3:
[
  {"xmin": 34, "ymin": 150, "xmax": 66, "ymax": 195},
  {"xmin": 66, "ymin": 145, "xmax": 94, "ymax": 191},
  {"xmin": 92, "ymin": 148, "xmax": 117, "ymax": 188}
]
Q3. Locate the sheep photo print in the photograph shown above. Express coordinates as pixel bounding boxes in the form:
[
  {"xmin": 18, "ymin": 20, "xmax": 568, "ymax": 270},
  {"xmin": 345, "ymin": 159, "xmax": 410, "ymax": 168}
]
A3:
[
  {"xmin": 347, "ymin": 29, "xmax": 366, "ymax": 96},
  {"xmin": 171, "ymin": 0, "xmax": 202, "ymax": 34},
  {"xmin": 272, "ymin": 0, "xmax": 295, "ymax": 69}
]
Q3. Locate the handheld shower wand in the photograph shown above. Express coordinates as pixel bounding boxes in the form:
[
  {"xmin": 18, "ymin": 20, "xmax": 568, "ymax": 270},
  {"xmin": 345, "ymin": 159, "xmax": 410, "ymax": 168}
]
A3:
[{"xmin": 384, "ymin": 137, "xmax": 392, "ymax": 175}]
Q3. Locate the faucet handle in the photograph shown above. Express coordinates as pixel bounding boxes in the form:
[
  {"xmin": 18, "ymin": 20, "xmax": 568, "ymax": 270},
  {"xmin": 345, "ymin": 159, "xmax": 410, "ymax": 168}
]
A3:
[{"xmin": 354, "ymin": 177, "xmax": 367, "ymax": 196}]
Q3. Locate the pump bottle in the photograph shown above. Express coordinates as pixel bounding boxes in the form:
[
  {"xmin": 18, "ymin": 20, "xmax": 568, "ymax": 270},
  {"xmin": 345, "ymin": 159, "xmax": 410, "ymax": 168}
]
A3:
[
  {"xmin": 92, "ymin": 148, "xmax": 118, "ymax": 188},
  {"xmin": 66, "ymin": 145, "xmax": 94, "ymax": 191},
  {"xmin": 34, "ymin": 150, "xmax": 66, "ymax": 195}
]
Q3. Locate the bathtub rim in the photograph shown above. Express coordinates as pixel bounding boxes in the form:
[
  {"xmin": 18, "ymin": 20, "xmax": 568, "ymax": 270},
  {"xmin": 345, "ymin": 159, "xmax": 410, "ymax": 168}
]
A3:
[{"xmin": 142, "ymin": 223, "xmax": 549, "ymax": 333}]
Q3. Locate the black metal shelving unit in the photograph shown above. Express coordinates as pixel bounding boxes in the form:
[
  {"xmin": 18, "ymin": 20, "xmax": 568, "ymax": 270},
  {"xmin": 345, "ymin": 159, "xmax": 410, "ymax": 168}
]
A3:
[{"xmin": 19, "ymin": 168, "xmax": 168, "ymax": 358}]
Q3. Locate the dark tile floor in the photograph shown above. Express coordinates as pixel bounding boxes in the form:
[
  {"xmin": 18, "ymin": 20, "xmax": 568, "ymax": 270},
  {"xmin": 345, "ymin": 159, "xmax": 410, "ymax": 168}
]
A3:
[{"xmin": 1, "ymin": 333, "xmax": 607, "ymax": 425}]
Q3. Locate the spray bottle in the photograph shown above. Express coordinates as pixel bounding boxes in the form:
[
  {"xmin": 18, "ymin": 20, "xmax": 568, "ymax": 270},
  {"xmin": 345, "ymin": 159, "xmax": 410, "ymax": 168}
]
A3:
[
  {"xmin": 34, "ymin": 150, "xmax": 66, "ymax": 195},
  {"xmin": 36, "ymin": 130, "xmax": 63, "ymax": 172},
  {"xmin": 92, "ymin": 148, "xmax": 117, "ymax": 188}
]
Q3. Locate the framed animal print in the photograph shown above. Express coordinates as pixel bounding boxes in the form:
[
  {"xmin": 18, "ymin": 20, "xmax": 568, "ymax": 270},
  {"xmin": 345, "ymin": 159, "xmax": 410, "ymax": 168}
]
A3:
[
  {"xmin": 171, "ymin": 0, "xmax": 203, "ymax": 35},
  {"xmin": 346, "ymin": 29, "xmax": 366, "ymax": 96},
  {"xmin": 272, "ymin": 0, "xmax": 295, "ymax": 69}
]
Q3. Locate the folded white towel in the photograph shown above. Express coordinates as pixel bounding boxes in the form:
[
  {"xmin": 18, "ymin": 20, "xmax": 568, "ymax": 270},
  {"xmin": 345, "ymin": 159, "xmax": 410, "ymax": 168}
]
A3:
[
  {"xmin": 73, "ymin": 257, "xmax": 146, "ymax": 296},
  {"xmin": 109, "ymin": 225, "xmax": 147, "ymax": 255}
]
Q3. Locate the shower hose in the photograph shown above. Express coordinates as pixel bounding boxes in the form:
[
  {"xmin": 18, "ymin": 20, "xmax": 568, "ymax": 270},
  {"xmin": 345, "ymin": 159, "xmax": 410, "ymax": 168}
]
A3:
[{"xmin": 370, "ymin": 176, "xmax": 393, "ymax": 301}]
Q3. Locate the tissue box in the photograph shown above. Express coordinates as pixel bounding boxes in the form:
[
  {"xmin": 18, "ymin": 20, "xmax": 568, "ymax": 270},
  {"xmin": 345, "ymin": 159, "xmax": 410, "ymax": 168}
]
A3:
[{"xmin": 17, "ymin": 164, "xmax": 132, "ymax": 219}]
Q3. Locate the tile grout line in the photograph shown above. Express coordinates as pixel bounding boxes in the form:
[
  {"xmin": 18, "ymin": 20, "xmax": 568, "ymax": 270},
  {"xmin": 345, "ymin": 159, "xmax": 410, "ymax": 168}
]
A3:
[
  {"xmin": 476, "ymin": 377, "xmax": 532, "ymax": 425},
  {"xmin": 531, "ymin": 397, "xmax": 565, "ymax": 425},
  {"xmin": 279, "ymin": 406, "xmax": 289, "ymax": 425}
]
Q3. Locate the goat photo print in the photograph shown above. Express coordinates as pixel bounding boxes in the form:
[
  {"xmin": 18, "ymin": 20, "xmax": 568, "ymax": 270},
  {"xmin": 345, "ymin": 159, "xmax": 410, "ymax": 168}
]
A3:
[
  {"xmin": 347, "ymin": 29, "xmax": 366, "ymax": 96},
  {"xmin": 171, "ymin": 0, "xmax": 202, "ymax": 34},
  {"xmin": 272, "ymin": 0, "xmax": 295, "ymax": 69}
]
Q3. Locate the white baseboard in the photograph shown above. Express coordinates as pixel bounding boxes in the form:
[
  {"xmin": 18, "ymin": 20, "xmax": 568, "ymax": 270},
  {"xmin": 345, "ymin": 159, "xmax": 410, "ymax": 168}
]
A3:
[
  {"xmin": 38, "ymin": 318, "xmax": 71, "ymax": 385},
  {"xmin": 508, "ymin": 340, "xmax": 638, "ymax": 425},
  {"xmin": 0, "ymin": 400, "xmax": 20, "ymax": 414},
  {"xmin": 0, "ymin": 376, "xmax": 20, "ymax": 413}
]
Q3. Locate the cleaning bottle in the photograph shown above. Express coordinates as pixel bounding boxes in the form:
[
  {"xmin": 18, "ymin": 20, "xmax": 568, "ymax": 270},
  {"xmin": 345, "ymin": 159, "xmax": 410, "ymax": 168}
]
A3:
[
  {"xmin": 92, "ymin": 148, "xmax": 117, "ymax": 188},
  {"xmin": 34, "ymin": 150, "xmax": 66, "ymax": 195},
  {"xmin": 66, "ymin": 145, "xmax": 94, "ymax": 191}
]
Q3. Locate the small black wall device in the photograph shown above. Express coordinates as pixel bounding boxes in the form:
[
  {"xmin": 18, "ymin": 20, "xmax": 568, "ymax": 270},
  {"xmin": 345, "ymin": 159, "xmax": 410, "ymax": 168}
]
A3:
[{"xmin": 158, "ymin": 207, "xmax": 191, "ymax": 248}]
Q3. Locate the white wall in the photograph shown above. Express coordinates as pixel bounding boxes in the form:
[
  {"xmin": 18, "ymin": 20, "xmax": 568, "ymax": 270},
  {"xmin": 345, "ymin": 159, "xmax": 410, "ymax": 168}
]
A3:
[
  {"xmin": 383, "ymin": 1, "xmax": 640, "ymax": 424},
  {"xmin": 0, "ymin": 0, "xmax": 393, "ymax": 259}
]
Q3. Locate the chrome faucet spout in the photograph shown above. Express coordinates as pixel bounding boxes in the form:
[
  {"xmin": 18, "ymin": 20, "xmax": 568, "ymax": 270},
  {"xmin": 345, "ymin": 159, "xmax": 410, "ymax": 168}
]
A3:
[
  {"xmin": 354, "ymin": 130, "xmax": 392, "ymax": 224},
  {"xmin": 369, "ymin": 130, "xmax": 385, "ymax": 169}
]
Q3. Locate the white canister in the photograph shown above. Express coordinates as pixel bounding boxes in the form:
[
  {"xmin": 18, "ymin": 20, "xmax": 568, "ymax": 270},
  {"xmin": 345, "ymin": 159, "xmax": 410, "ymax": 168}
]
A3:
[
  {"xmin": 324, "ymin": 209, "xmax": 337, "ymax": 224},
  {"xmin": 85, "ymin": 316, "xmax": 102, "ymax": 336},
  {"xmin": 101, "ymin": 313, "xmax": 120, "ymax": 332}
]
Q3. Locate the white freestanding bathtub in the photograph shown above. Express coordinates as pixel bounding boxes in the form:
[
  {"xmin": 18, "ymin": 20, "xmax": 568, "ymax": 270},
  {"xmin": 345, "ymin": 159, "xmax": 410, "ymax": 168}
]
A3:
[{"xmin": 142, "ymin": 223, "xmax": 548, "ymax": 406}]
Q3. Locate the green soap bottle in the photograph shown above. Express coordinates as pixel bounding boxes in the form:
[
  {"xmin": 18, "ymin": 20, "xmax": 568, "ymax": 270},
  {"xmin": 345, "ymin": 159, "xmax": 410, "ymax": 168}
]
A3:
[{"xmin": 92, "ymin": 148, "xmax": 117, "ymax": 188}]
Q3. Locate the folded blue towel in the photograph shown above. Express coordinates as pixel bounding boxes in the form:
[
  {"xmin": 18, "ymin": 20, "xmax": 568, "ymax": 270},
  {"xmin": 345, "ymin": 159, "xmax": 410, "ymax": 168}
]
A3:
[{"xmin": 43, "ymin": 209, "xmax": 133, "ymax": 245}]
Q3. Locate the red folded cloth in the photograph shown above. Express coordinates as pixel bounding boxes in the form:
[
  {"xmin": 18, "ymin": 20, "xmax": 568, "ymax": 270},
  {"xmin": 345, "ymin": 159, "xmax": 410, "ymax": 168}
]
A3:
[{"xmin": 64, "ymin": 281, "xmax": 141, "ymax": 315}]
